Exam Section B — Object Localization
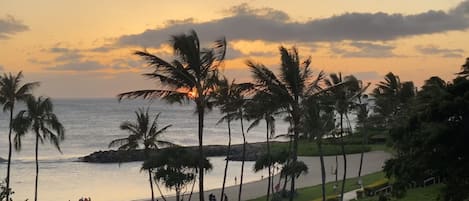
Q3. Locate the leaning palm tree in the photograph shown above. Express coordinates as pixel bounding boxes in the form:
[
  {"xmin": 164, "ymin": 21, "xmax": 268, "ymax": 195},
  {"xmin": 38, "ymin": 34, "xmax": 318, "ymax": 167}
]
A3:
[
  {"xmin": 12, "ymin": 96, "xmax": 64, "ymax": 201},
  {"xmin": 109, "ymin": 108, "xmax": 173, "ymax": 201},
  {"xmin": 247, "ymin": 46, "xmax": 325, "ymax": 201},
  {"xmin": 212, "ymin": 77, "xmax": 251, "ymax": 201},
  {"xmin": 324, "ymin": 73, "xmax": 361, "ymax": 201},
  {"xmin": 0, "ymin": 71, "xmax": 39, "ymax": 201},
  {"xmin": 118, "ymin": 30, "xmax": 226, "ymax": 201}
]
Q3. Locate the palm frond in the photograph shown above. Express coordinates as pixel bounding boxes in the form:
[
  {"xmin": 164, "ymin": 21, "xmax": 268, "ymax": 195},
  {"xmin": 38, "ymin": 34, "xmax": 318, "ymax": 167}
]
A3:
[{"xmin": 117, "ymin": 89, "xmax": 185, "ymax": 101}]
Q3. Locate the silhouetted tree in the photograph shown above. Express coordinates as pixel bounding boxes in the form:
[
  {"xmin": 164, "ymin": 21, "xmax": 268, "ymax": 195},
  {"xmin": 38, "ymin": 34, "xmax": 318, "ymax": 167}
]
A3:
[
  {"xmin": 213, "ymin": 77, "xmax": 251, "ymax": 201},
  {"xmin": 324, "ymin": 73, "xmax": 361, "ymax": 201},
  {"xmin": 13, "ymin": 96, "xmax": 64, "ymax": 201},
  {"xmin": 247, "ymin": 46, "xmax": 325, "ymax": 201},
  {"xmin": 0, "ymin": 71, "xmax": 38, "ymax": 201},
  {"xmin": 456, "ymin": 57, "xmax": 469, "ymax": 78},
  {"xmin": 143, "ymin": 148, "xmax": 212, "ymax": 201},
  {"xmin": 384, "ymin": 75, "xmax": 469, "ymax": 200},
  {"xmin": 303, "ymin": 96, "xmax": 335, "ymax": 201},
  {"xmin": 118, "ymin": 30, "xmax": 226, "ymax": 201},
  {"xmin": 109, "ymin": 108, "xmax": 173, "ymax": 201}
]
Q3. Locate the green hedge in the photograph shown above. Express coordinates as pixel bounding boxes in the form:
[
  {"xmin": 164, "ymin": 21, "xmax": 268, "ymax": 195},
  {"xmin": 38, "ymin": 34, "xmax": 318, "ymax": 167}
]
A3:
[{"xmin": 363, "ymin": 178, "xmax": 390, "ymax": 196}]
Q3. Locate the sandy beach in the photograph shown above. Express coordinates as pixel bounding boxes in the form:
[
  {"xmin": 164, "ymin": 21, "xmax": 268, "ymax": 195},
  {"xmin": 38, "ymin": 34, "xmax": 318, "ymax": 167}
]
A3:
[{"xmin": 140, "ymin": 151, "xmax": 391, "ymax": 201}]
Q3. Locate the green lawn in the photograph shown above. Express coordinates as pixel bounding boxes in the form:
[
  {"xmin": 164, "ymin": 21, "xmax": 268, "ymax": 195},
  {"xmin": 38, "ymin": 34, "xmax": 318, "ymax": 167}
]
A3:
[
  {"xmin": 357, "ymin": 184, "xmax": 444, "ymax": 201},
  {"xmin": 249, "ymin": 171, "xmax": 387, "ymax": 201},
  {"xmin": 269, "ymin": 139, "xmax": 390, "ymax": 157}
]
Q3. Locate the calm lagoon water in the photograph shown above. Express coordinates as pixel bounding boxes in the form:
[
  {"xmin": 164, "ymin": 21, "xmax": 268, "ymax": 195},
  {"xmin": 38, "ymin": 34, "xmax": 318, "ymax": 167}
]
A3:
[{"xmin": 0, "ymin": 98, "xmax": 289, "ymax": 201}]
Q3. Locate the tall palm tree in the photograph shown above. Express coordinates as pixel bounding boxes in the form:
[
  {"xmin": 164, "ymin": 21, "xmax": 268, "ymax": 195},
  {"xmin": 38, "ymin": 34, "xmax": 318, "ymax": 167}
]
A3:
[
  {"xmin": 324, "ymin": 73, "xmax": 360, "ymax": 201},
  {"xmin": 303, "ymin": 96, "xmax": 335, "ymax": 201},
  {"xmin": 118, "ymin": 30, "xmax": 226, "ymax": 201},
  {"xmin": 13, "ymin": 96, "xmax": 64, "ymax": 201},
  {"xmin": 356, "ymin": 94, "xmax": 369, "ymax": 186},
  {"xmin": 108, "ymin": 108, "xmax": 173, "ymax": 201},
  {"xmin": 212, "ymin": 77, "xmax": 251, "ymax": 201},
  {"xmin": 245, "ymin": 91, "xmax": 279, "ymax": 201},
  {"xmin": 0, "ymin": 71, "xmax": 39, "ymax": 201},
  {"xmin": 247, "ymin": 46, "xmax": 325, "ymax": 201}
]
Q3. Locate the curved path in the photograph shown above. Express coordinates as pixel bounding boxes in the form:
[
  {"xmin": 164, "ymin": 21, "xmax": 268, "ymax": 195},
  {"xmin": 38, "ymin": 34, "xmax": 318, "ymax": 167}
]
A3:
[{"xmin": 139, "ymin": 151, "xmax": 391, "ymax": 201}]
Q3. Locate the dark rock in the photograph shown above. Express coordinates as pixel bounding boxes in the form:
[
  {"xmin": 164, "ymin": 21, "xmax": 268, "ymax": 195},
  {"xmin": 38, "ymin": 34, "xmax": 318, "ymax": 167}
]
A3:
[{"xmin": 80, "ymin": 142, "xmax": 287, "ymax": 163}]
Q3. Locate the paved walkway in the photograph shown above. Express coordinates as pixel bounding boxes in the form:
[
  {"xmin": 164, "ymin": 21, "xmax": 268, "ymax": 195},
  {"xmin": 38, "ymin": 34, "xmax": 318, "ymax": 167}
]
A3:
[
  {"xmin": 138, "ymin": 151, "xmax": 390, "ymax": 201},
  {"xmin": 343, "ymin": 188, "xmax": 362, "ymax": 201}
]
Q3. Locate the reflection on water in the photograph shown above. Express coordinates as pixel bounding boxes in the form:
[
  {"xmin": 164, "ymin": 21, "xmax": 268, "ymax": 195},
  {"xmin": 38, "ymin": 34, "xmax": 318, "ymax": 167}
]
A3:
[{"xmin": 0, "ymin": 157, "xmax": 270, "ymax": 201}]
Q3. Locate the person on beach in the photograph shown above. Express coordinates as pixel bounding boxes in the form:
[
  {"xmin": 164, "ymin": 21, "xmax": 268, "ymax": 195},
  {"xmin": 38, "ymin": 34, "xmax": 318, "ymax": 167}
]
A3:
[{"xmin": 209, "ymin": 193, "xmax": 214, "ymax": 201}]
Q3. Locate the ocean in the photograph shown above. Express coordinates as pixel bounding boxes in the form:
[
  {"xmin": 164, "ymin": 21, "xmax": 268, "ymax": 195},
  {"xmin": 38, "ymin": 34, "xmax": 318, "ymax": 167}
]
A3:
[{"xmin": 0, "ymin": 98, "xmax": 290, "ymax": 201}]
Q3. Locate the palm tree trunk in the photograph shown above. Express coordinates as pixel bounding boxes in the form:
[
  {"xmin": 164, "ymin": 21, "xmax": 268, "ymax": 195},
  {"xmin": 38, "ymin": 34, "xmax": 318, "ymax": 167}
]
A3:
[
  {"xmin": 220, "ymin": 120, "xmax": 232, "ymax": 201},
  {"xmin": 176, "ymin": 188, "xmax": 181, "ymax": 201},
  {"xmin": 188, "ymin": 172, "xmax": 197, "ymax": 201},
  {"xmin": 339, "ymin": 114, "xmax": 347, "ymax": 201},
  {"xmin": 289, "ymin": 114, "xmax": 300, "ymax": 201},
  {"xmin": 197, "ymin": 104, "xmax": 205, "ymax": 201},
  {"xmin": 358, "ymin": 116, "xmax": 367, "ymax": 186},
  {"xmin": 266, "ymin": 120, "xmax": 272, "ymax": 201},
  {"xmin": 282, "ymin": 137, "xmax": 292, "ymax": 193},
  {"xmin": 6, "ymin": 107, "xmax": 14, "ymax": 201},
  {"xmin": 155, "ymin": 181, "xmax": 168, "ymax": 201},
  {"xmin": 144, "ymin": 147, "xmax": 156, "ymax": 201},
  {"xmin": 318, "ymin": 140, "xmax": 326, "ymax": 201},
  {"xmin": 238, "ymin": 113, "xmax": 246, "ymax": 201},
  {"xmin": 148, "ymin": 169, "xmax": 155, "ymax": 201},
  {"xmin": 34, "ymin": 131, "xmax": 39, "ymax": 201}
]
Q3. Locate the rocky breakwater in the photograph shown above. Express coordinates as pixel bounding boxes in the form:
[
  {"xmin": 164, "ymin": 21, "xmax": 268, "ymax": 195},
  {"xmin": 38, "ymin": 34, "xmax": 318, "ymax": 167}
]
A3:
[{"xmin": 80, "ymin": 142, "xmax": 284, "ymax": 163}]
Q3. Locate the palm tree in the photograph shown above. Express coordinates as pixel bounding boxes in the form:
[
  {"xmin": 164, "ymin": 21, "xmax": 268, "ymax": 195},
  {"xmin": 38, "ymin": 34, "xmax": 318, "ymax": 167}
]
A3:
[
  {"xmin": 118, "ymin": 30, "xmax": 226, "ymax": 201},
  {"xmin": 13, "ymin": 96, "xmax": 64, "ymax": 201},
  {"xmin": 245, "ymin": 91, "xmax": 279, "ymax": 201},
  {"xmin": 324, "ymin": 73, "xmax": 360, "ymax": 201},
  {"xmin": 457, "ymin": 57, "xmax": 469, "ymax": 78},
  {"xmin": 0, "ymin": 71, "xmax": 39, "ymax": 201},
  {"xmin": 303, "ymin": 96, "xmax": 334, "ymax": 201},
  {"xmin": 212, "ymin": 77, "xmax": 250, "ymax": 201},
  {"xmin": 247, "ymin": 46, "xmax": 325, "ymax": 201},
  {"xmin": 142, "ymin": 148, "xmax": 212, "ymax": 201},
  {"xmin": 356, "ymin": 94, "xmax": 369, "ymax": 186},
  {"xmin": 108, "ymin": 108, "xmax": 173, "ymax": 201}
]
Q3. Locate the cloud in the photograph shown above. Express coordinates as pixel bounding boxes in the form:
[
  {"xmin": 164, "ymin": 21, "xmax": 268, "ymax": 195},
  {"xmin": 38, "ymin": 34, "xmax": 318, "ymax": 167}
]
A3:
[
  {"xmin": 45, "ymin": 58, "xmax": 144, "ymax": 72},
  {"xmin": 415, "ymin": 45, "xmax": 464, "ymax": 58},
  {"xmin": 44, "ymin": 46, "xmax": 84, "ymax": 62},
  {"xmin": 46, "ymin": 61, "xmax": 111, "ymax": 71},
  {"xmin": 116, "ymin": 1, "xmax": 469, "ymax": 47},
  {"xmin": 0, "ymin": 15, "xmax": 29, "ymax": 39},
  {"xmin": 331, "ymin": 41, "xmax": 396, "ymax": 58}
]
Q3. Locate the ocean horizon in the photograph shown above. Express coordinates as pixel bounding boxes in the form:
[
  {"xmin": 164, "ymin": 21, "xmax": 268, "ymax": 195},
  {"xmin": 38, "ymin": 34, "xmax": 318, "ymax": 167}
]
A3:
[{"xmin": 0, "ymin": 98, "xmax": 289, "ymax": 201}]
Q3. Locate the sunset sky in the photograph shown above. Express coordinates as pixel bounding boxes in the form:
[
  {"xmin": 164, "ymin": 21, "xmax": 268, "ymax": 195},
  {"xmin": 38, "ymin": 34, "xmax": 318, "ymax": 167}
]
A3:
[{"xmin": 0, "ymin": 0, "xmax": 468, "ymax": 98}]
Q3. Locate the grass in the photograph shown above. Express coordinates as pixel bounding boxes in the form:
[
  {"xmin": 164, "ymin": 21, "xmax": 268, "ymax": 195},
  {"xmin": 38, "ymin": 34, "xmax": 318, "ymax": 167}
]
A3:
[
  {"xmin": 357, "ymin": 184, "xmax": 444, "ymax": 201},
  {"xmin": 269, "ymin": 139, "xmax": 394, "ymax": 157},
  {"xmin": 248, "ymin": 171, "xmax": 387, "ymax": 201}
]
